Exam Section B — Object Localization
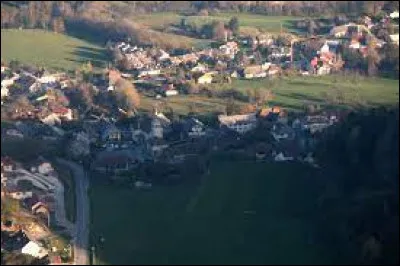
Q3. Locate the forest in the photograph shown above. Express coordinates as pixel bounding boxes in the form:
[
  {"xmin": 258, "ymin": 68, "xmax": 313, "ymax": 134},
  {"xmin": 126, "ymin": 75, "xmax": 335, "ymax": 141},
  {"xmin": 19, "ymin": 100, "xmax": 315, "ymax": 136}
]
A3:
[{"xmin": 315, "ymin": 106, "xmax": 399, "ymax": 264}]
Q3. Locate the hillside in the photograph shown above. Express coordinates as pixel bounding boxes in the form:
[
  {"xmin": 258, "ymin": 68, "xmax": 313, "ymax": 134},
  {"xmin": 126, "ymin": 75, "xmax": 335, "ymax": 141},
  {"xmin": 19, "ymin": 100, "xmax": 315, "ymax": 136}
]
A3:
[{"xmin": 1, "ymin": 29, "xmax": 109, "ymax": 71}]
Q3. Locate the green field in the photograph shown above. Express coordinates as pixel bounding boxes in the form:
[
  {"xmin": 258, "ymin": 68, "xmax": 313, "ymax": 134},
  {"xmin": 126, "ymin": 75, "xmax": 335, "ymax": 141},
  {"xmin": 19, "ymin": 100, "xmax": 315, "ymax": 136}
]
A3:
[
  {"xmin": 141, "ymin": 75, "xmax": 399, "ymax": 116},
  {"xmin": 89, "ymin": 160, "xmax": 345, "ymax": 265},
  {"xmin": 1, "ymin": 29, "xmax": 109, "ymax": 71},
  {"xmin": 134, "ymin": 12, "xmax": 304, "ymax": 36}
]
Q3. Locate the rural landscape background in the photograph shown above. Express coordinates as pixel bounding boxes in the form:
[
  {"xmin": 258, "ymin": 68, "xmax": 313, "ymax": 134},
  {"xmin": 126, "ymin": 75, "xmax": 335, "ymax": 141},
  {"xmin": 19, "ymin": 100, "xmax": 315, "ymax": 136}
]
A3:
[{"xmin": 1, "ymin": 1, "xmax": 399, "ymax": 265}]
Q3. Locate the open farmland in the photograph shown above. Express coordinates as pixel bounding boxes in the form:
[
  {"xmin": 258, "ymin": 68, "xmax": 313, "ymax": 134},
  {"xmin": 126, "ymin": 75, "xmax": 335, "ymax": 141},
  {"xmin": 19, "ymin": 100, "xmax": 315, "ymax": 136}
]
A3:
[
  {"xmin": 89, "ymin": 160, "xmax": 347, "ymax": 265},
  {"xmin": 141, "ymin": 75, "xmax": 399, "ymax": 116},
  {"xmin": 134, "ymin": 12, "xmax": 305, "ymax": 36},
  {"xmin": 1, "ymin": 29, "xmax": 109, "ymax": 71}
]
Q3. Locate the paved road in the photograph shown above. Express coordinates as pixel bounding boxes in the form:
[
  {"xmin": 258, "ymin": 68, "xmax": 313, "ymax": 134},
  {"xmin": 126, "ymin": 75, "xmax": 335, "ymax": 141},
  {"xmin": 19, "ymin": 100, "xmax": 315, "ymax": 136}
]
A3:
[{"xmin": 56, "ymin": 158, "xmax": 90, "ymax": 265}]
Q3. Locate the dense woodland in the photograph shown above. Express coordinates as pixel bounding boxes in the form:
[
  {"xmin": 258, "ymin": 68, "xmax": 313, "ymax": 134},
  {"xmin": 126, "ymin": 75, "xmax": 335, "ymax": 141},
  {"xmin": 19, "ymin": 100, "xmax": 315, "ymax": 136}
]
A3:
[{"xmin": 315, "ymin": 106, "xmax": 399, "ymax": 264}]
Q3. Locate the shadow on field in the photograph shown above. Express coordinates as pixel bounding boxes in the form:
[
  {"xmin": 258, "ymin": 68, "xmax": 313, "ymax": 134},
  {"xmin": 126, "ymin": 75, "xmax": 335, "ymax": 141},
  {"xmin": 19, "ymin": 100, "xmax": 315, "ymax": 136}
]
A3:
[
  {"xmin": 275, "ymin": 92, "xmax": 325, "ymax": 103},
  {"xmin": 65, "ymin": 46, "xmax": 110, "ymax": 68}
]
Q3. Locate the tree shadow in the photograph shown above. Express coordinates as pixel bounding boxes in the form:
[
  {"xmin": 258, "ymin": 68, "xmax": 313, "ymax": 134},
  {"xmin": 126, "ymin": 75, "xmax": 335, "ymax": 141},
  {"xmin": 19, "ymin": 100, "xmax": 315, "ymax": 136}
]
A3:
[{"xmin": 65, "ymin": 46, "xmax": 111, "ymax": 68}]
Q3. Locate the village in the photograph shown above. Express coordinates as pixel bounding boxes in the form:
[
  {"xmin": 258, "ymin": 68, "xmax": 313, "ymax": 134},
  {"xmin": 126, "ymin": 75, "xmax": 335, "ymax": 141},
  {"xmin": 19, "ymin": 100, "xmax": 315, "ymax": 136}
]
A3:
[{"xmin": 1, "ymin": 8, "xmax": 399, "ymax": 265}]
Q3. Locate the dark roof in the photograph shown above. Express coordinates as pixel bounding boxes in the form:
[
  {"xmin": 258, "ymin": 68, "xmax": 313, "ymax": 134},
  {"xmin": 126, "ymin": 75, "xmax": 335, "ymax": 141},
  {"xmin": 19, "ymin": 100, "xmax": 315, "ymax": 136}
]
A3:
[{"xmin": 22, "ymin": 194, "xmax": 40, "ymax": 210}]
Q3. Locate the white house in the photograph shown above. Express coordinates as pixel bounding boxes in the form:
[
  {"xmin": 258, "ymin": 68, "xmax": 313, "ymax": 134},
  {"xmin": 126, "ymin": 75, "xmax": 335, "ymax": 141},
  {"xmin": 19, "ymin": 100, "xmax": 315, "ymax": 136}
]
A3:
[
  {"xmin": 164, "ymin": 90, "xmax": 179, "ymax": 97},
  {"xmin": 390, "ymin": 34, "xmax": 399, "ymax": 45},
  {"xmin": 1, "ymin": 79, "xmax": 15, "ymax": 88},
  {"xmin": 38, "ymin": 75, "xmax": 58, "ymax": 84},
  {"xmin": 218, "ymin": 113, "xmax": 257, "ymax": 134},
  {"xmin": 1, "ymin": 87, "xmax": 9, "ymax": 98},
  {"xmin": 138, "ymin": 68, "xmax": 161, "ymax": 77},
  {"xmin": 21, "ymin": 241, "xmax": 48, "ymax": 259},
  {"xmin": 390, "ymin": 11, "xmax": 399, "ymax": 19},
  {"xmin": 1, "ymin": 66, "xmax": 9, "ymax": 73}
]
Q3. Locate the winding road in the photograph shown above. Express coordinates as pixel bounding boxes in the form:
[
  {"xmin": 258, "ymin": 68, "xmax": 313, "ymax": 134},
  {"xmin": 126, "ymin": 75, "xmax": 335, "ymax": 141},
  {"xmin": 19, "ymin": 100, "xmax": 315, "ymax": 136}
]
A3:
[{"xmin": 56, "ymin": 158, "xmax": 90, "ymax": 265}]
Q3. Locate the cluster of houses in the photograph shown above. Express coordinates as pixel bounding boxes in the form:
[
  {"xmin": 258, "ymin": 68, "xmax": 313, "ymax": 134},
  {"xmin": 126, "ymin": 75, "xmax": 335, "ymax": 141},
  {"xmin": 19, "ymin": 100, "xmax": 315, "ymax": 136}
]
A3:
[
  {"xmin": 1, "ymin": 157, "xmax": 71, "ymax": 264},
  {"xmin": 1, "ymin": 66, "xmax": 74, "ymax": 126},
  {"xmin": 83, "ymin": 99, "xmax": 343, "ymax": 175}
]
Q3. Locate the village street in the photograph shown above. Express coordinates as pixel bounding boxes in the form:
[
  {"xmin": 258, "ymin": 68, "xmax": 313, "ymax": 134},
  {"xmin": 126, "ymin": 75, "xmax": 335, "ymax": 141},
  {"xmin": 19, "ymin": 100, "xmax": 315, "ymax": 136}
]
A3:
[{"xmin": 56, "ymin": 158, "xmax": 90, "ymax": 265}]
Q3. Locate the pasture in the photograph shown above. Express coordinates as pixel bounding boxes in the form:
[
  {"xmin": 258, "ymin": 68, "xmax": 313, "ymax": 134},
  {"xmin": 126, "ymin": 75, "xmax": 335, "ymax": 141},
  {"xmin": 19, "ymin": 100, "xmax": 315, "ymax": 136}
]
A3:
[
  {"xmin": 141, "ymin": 75, "xmax": 399, "ymax": 116},
  {"xmin": 1, "ymin": 29, "xmax": 109, "ymax": 71},
  {"xmin": 134, "ymin": 12, "xmax": 304, "ymax": 36},
  {"xmin": 89, "ymin": 160, "xmax": 344, "ymax": 265}
]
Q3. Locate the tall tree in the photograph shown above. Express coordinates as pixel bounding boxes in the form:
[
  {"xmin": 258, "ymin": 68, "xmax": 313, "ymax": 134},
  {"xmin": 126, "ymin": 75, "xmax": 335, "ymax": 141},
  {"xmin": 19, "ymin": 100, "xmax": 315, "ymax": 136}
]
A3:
[{"xmin": 228, "ymin": 16, "xmax": 239, "ymax": 36}]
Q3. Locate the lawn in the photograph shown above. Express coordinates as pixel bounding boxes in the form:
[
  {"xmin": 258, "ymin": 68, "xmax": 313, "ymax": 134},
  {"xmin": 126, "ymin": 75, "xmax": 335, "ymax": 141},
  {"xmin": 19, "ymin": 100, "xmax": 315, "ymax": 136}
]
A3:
[
  {"xmin": 1, "ymin": 29, "xmax": 109, "ymax": 72},
  {"xmin": 89, "ymin": 160, "xmax": 345, "ymax": 265},
  {"xmin": 140, "ymin": 75, "xmax": 399, "ymax": 116}
]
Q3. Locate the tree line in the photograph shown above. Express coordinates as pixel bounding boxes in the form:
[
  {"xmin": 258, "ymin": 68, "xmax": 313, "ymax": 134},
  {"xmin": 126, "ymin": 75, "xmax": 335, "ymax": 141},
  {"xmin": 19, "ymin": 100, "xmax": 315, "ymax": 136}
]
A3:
[{"xmin": 314, "ymin": 106, "xmax": 399, "ymax": 264}]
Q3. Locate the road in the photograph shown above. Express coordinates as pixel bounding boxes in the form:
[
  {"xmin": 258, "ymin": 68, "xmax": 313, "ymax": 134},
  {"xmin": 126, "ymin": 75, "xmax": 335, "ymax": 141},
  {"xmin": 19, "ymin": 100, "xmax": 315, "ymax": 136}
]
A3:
[{"xmin": 56, "ymin": 158, "xmax": 90, "ymax": 265}]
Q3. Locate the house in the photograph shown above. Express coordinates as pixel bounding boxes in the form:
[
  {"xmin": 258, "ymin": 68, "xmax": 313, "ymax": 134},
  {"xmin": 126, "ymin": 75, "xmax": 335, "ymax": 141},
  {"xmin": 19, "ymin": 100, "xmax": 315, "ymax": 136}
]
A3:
[
  {"xmin": 1, "ymin": 157, "xmax": 15, "ymax": 172},
  {"xmin": 1, "ymin": 86, "xmax": 9, "ymax": 98},
  {"xmin": 161, "ymin": 83, "xmax": 178, "ymax": 97},
  {"xmin": 389, "ymin": 11, "xmax": 399, "ymax": 19},
  {"xmin": 272, "ymin": 123, "xmax": 295, "ymax": 142},
  {"xmin": 101, "ymin": 124, "xmax": 122, "ymax": 142},
  {"xmin": 191, "ymin": 63, "xmax": 208, "ymax": 73},
  {"xmin": 138, "ymin": 68, "xmax": 161, "ymax": 77},
  {"xmin": 218, "ymin": 113, "xmax": 257, "ymax": 134},
  {"xmin": 152, "ymin": 111, "xmax": 171, "ymax": 139},
  {"xmin": 164, "ymin": 89, "xmax": 179, "ymax": 97},
  {"xmin": 1, "ymin": 66, "xmax": 9, "ymax": 73},
  {"xmin": 21, "ymin": 241, "xmax": 48, "ymax": 259},
  {"xmin": 197, "ymin": 73, "xmax": 213, "ymax": 84},
  {"xmin": 330, "ymin": 23, "xmax": 360, "ymax": 38},
  {"xmin": 242, "ymin": 65, "xmax": 267, "ymax": 79},
  {"xmin": 9, "ymin": 191, "xmax": 33, "ymax": 201},
  {"xmin": 53, "ymin": 107, "xmax": 73, "ymax": 121},
  {"xmin": 390, "ymin": 34, "xmax": 399, "ymax": 45},
  {"xmin": 181, "ymin": 118, "xmax": 207, "ymax": 138},
  {"xmin": 302, "ymin": 115, "xmax": 334, "ymax": 134},
  {"xmin": 1, "ymin": 78, "xmax": 15, "ymax": 89},
  {"xmin": 37, "ymin": 162, "xmax": 54, "ymax": 175},
  {"xmin": 41, "ymin": 113, "xmax": 61, "ymax": 126}
]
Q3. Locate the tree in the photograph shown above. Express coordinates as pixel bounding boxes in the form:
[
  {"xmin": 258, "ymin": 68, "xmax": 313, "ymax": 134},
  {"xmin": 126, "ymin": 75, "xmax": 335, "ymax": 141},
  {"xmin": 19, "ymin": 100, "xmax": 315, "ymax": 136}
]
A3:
[
  {"xmin": 212, "ymin": 21, "xmax": 226, "ymax": 41},
  {"xmin": 225, "ymin": 97, "xmax": 240, "ymax": 115},
  {"xmin": 366, "ymin": 37, "xmax": 380, "ymax": 76},
  {"xmin": 114, "ymin": 78, "xmax": 140, "ymax": 115},
  {"xmin": 228, "ymin": 16, "xmax": 239, "ymax": 36},
  {"xmin": 66, "ymin": 132, "xmax": 91, "ymax": 159},
  {"xmin": 379, "ymin": 43, "xmax": 399, "ymax": 78},
  {"xmin": 50, "ymin": 17, "xmax": 65, "ymax": 33}
]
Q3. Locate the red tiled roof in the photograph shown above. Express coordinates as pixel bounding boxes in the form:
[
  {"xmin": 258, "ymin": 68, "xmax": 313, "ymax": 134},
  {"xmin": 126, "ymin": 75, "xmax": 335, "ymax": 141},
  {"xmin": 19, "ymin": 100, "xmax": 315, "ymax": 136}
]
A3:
[{"xmin": 52, "ymin": 107, "xmax": 69, "ymax": 115}]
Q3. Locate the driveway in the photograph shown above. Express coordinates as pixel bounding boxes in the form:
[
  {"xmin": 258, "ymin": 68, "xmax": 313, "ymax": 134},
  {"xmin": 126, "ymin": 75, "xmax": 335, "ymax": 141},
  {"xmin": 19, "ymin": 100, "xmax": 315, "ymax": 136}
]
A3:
[{"xmin": 56, "ymin": 158, "xmax": 90, "ymax": 265}]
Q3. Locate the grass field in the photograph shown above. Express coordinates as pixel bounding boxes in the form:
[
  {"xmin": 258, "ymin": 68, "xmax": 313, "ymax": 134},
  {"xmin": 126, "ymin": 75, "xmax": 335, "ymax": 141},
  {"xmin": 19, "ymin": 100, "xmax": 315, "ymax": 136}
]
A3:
[
  {"xmin": 89, "ymin": 160, "xmax": 345, "ymax": 265},
  {"xmin": 141, "ymin": 75, "xmax": 399, "ymax": 116},
  {"xmin": 134, "ymin": 12, "xmax": 304, "ymax": 36},
  {"xmin": 1, "ymin": 29, "xmax": 109, "ymax": 71}
]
